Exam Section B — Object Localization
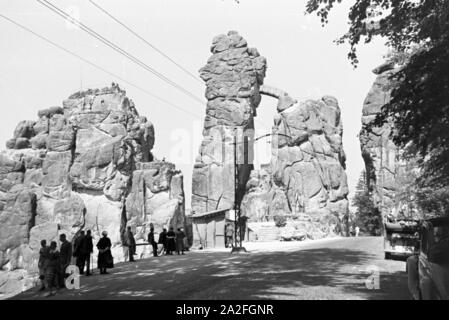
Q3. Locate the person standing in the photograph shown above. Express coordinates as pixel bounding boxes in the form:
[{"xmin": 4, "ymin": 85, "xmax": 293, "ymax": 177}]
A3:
[
  {"xmin": 158, "ymin": 228, "xmax": 168, "ymax": 255},
  {"xmin": 355, "ymin": 226, "xmax": 360, "ymax": 237},
  {"xmin": 124, "ymin": 226, "xmax": 136, "ymax": 262},
  {"xmin": 176, "ymin": 228, "xmax": 186, "ymax": 255},
  {"xmin": 73, "ymin": 230, "xmax": 85, "ymax": 274},
  {"xmin": 349, "ymin": 225, "xmax": 355, "ymax": 237},
  {"xmin": 58, "ymin": 234, "xmax": 72, "ymax": 288},
  {"xmin": 45, "ymin": 241, "xmax": 60, "ymax": 297},
  {"xmin": 147, "ymin": 227, "xmax": 158, "ymax": 257},
  {"xmin": 38, "ymin": 240, "xmax": 50, "ymax": 291},
  {"xmin": 97, "ymin": 231, "xmax": 112, "ymax": 274},
  {"xmin": 80, "ymin": 230, "xmax": 94, "ymax": 276},
  {"xmin": 225, "ymin": 223, "xmax": 234, "ymax": 248},
  {"xmin": 166, "ymin": 227, "xmax": 176, "ymax": 255}
]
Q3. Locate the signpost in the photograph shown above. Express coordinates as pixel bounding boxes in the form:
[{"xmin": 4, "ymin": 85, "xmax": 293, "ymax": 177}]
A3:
[{"xmin": 231, "ymin": 130, "xmax": 292, "ymax": 254}]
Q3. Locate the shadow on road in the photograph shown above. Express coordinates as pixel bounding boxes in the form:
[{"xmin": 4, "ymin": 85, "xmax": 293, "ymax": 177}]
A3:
[{"xmin": 13, "ymin": 239, "xmax": 409, "ymax": 300}]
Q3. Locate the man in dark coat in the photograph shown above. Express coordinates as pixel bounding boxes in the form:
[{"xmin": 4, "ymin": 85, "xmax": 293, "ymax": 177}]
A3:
[
  {"xmin": 166, "ymin": 227, "xmax": 176, "ymax": 255},
  {"xmin": 158, "ymin": 228, "xmax": 168, "ymax": 255},
  {"xmin": 79, "ymin": 230, "xmax": 94, "ymax": 276},
  {"xmin": 124, "ymin": 226, "xmax": 136, "ymax": 262},
  {"xmin": 58, "ymin": 234, "xmax": 72, "ymax": 288},
  {"xmin": 147, "ymin": 227, "xmax": 158, "ymax": 257},
  {"xmin": 38, "ymin": 239, "xmax": 50, "ymax": 291},
  {"xmin": 73, "ymin": 231, "xmax": 85, "ymax": 274}
]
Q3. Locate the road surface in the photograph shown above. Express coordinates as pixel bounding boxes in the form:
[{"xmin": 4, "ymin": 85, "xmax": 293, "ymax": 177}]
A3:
[{"xmin": 14, "ymin": 237, "xmax": 410, "ymax": 300}]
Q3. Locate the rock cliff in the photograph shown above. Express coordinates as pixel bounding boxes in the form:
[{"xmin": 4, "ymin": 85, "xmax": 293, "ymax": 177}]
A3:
[
  {"xmin": 0, "ymin": 84, "xmax": 186, "ymax": 297},
  {"xmin": 241, "ymin": 96, "xmax": 349, "ymax": 238},
  {"xmin": 192, "ymin": 31, "xmax": 349, "ymax": 239},
  {"xmin": 191, "ymin": 31, "xmax": 267, "ymax": 214},
  {"xmin": 359, "ymin": 62, "xmax": 419, "ymax": 219}
]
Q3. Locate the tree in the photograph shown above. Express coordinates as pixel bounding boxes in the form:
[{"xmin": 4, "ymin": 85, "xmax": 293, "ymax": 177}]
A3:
[
  {"xmin": 415, "ymin": 186, "xmax": 449, "ymax": 217},
  {"xmin": 352, "ymin": 171, "xmax": 382, "ymax": 236},
  {"xmin": 306, "ymin": 0, "xmax": 449, "ymax": 200}
]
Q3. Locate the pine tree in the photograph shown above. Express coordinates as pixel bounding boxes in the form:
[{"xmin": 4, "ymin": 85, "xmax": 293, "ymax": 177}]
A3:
[{"xmin": 352, "ymin": 171, "xmax": 383, "ymax": 236}]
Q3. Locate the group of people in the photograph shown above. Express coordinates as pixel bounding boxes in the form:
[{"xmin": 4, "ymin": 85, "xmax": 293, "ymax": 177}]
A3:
[
  {"xmin": 122, "ymin": 225, "xmax": 188, "ymax": 262},
  {"xmin": 37, "ymin": 230, "xmax": 113, "ymax": 296},
  {"xmin": 37, "ymin": 234, "xmax": 72, "ymax": 296},
  {"xmin": 349, "ymin": 225, "xmax": 360, "ymax": 237},
  {"xmin": 156, "ymin": 226, "xmax": 187, "ymax": 256},
  {"xmin": 37, "ymin": 225, "xmax": 187, "ymax": 296}
]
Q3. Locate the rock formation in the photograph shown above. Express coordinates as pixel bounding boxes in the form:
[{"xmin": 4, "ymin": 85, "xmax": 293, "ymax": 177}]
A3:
[
  {"xmin": 192, "ymin": 31, "xmax": 349, "ymax": 239},
  {"xmin": 191, "ymin": 31, "xmax": 267, "ymax": 214},
  {"xmin": 0, "ymin": 84, "xmax": 186, "ymax": 297},
  {"xmin": 241, "ymin": 96, "xmax": 349, "ymax": 238},
  {"xmin": 359, "ymin": 62, "xmax": 419, "ymax": 219}
]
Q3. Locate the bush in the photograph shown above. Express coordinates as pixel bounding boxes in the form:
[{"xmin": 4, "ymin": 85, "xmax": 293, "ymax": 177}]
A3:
[{"xmin": 274, "ymin": 215, "xmax": 287, "ymax": 228}]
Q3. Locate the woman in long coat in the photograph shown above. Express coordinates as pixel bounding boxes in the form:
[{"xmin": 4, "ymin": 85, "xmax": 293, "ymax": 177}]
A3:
[
  {"xmin": 45, "ymin": 241, "xmax": 60, "ymax": 296},
  {"xmin": 97, "ymin": 231, "xmax": 113, "ymax": 274},
  {"xmin": 176, "ymin": 228, "xmax": 186, "ymax": 255}
]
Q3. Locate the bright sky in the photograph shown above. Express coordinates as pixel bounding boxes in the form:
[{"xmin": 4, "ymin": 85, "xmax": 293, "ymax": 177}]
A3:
[{"xmin": 0, "ymin": 0, "xmax": 386, "ymax": 210}]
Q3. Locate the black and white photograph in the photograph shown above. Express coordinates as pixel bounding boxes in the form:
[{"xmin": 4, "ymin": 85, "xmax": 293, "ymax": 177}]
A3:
[{"xmin": 0, "ymin": 0, "xmax": 448, "ymax": 307}]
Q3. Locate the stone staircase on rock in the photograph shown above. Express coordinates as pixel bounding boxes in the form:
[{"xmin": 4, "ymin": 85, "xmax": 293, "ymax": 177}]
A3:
[{"xmin": 247, "ymin": 222, "xmax": 281, "ymax": 242}]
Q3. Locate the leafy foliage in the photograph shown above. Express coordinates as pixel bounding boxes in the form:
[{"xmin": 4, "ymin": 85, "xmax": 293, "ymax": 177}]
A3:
[
  {"xmin": 352, "ymin": 171, "xmax": 382, "ymax": 236},
  {"xmin": 305, "ymin": 0, "xmax": 449, "ymax": 65},
  {"xmin": 306, "ymin": 0, "xmax": 449, "ymax": 192},
  {"xmin": 415, "ymin": 186, "xmax": 449, "ymax": 217}
]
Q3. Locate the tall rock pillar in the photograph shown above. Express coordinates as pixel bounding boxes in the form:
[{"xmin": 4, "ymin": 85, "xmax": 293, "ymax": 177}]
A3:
[
  {"xmin": 191, "ymin": 31, "xmax": 267, "ymax": 213},
  {"xmin": 359, "ymin": 62, "xmax": 420, "ymax": 219}
]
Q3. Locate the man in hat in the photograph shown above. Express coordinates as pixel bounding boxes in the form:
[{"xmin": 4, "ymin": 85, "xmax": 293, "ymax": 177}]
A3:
[
  {"xmin": 58, "ymin": 234, "xmax": 72, "ymax": 288},
  {"xmin": 147, "ymin": 226, "xmax": 158, "ymax": 257}
]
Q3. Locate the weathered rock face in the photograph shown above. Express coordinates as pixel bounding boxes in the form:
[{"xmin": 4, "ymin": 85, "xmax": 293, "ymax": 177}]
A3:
[
  {"xmin": 126, "ymin": 161, "xmax": 186, "ymax": 242},
  {"xmin": 359, "ymin": 63, "xmax": 419, "ymax": 218},
  {"xmin": 191, "ymin": 31, "xmax": 267, "ymax": 214},
  {"xmin": 0, "ymin": 84, "xmax": 185, "ymax": 298},
  {"xmin": 192, "ymin": 31, "xmax": 349, "ymax": 239},
  {"xmin": 241, "ymin": 96, "xmax": 349, "ymax": 238}
]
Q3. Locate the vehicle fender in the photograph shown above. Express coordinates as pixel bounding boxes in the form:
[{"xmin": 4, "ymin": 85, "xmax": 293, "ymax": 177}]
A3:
[{"xmin": 407, "ymin": 255, "xmax": 420, "ymax": 300}]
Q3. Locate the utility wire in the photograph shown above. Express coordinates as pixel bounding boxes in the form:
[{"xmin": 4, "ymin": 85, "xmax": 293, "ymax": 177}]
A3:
[
  {"xmin": 38, "ymin": 0, "xmax": 272, "ymax": 132},
  {"xmin": 88, "ymin": 0, "xmax": 202, "ymax": 85},
  {"xmin": 36, "ymin": 0, "xmax": 205, "ymax": 105},
  {"xmin": 39, "ymin": 0, "xmax": 273, "ymax": 132},
  {"xmin": 0, "ymin": 14, "xmax": 201, "ymax": 120}
]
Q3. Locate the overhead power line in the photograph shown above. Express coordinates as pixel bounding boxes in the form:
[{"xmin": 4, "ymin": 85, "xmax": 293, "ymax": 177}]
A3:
[
  {"xmin": 38, "ymin": 0, "xmax": 273, "ymax": 132},
  {"xmin": 0, "ymin": 14, "xmax": 201, "ymax": 120},
  {"xmin": 36, "ymin": 0, "xmax": 205, "ymax": 105},
  {"xmin": 88, "ymin": 0, "xmax": 203, "ymax": 85}
]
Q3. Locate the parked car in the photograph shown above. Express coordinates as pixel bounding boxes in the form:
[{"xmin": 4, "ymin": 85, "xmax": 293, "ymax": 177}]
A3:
[
  {"xmin": 384, "ymin": 219, "xmax": 420, "ymax": 260},
  {"xmin": 407, "ymin": 217, "xmax": 449, "ymax": 300}
]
